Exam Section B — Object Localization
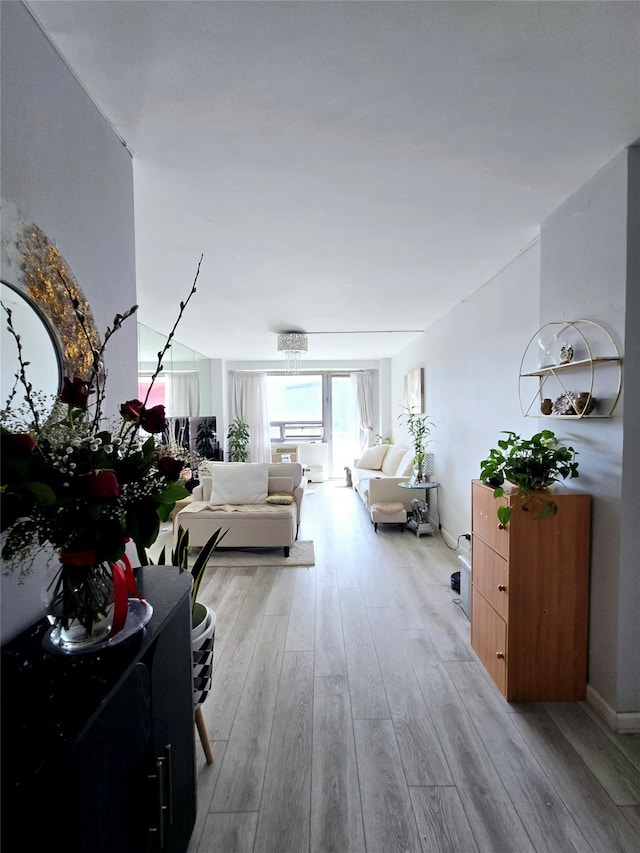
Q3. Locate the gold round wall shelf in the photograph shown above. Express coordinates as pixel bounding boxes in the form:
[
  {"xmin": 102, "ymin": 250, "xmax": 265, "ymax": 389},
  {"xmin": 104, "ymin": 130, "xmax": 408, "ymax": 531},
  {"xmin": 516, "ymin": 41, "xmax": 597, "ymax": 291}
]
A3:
[{"xmin": 518, "ymin": 320, "xmax": 622, "ymax": 419}]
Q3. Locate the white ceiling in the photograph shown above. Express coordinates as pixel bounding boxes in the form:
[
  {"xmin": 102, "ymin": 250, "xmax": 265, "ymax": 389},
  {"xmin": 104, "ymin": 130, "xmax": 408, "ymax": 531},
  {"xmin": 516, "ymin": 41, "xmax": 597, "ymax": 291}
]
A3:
[{"xmin": 26, "ymin": 1, "xmax": 640, "ymax": 362}]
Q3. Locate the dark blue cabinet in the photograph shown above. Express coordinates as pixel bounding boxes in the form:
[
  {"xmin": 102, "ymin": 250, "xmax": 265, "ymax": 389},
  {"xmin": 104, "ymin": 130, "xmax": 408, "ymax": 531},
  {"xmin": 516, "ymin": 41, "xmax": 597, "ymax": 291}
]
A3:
[{"xmin": 2, "ymin": 566, "xmax": 196, "ymax": 852}]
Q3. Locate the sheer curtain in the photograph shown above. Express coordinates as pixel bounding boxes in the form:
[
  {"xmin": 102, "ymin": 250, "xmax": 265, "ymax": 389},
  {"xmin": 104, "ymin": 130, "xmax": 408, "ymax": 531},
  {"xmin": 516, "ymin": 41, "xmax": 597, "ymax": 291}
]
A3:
[
  {"xmin": 231, "ymin": 372, "xmax": 271, "ymax": 463},
  {"xmin": 166, "ymin": 372, "xmax": 199, "ymax": 418},
  {"xmin": 353, "ymin": 371, "xmax": 374, "ymax": 451}
]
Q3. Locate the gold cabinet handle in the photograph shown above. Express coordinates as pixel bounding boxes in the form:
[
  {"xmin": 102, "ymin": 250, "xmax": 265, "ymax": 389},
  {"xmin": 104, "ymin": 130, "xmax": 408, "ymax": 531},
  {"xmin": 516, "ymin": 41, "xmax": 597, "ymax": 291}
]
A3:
[
  {"xmin": 497, "ymin": 584, "xmax": 506, "ymax": 592},
  {"xmin": 496, "ymin": 652, "xmax": 505, "ymax": 659}
]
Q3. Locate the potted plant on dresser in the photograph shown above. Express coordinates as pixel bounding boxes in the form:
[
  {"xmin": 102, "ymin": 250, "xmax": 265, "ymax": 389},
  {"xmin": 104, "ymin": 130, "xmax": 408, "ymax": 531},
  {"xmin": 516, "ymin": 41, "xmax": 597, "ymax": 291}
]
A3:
[
  {"xmin": 479, "ymin": 428, "xmax": 580, "ymax": 526},
  {"xmin": 472, "ymin": 428, "xmax": 590, "ymax": 703}
]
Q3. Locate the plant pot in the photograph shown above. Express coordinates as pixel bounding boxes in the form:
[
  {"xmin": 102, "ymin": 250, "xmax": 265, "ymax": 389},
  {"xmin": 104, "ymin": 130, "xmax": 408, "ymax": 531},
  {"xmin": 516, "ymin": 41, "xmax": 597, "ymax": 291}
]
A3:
[
  {"xmin": 192, "ymin": 603, "xmax": 216, "ymax": 708},
  {"xmin": 191, "ymin": 601, "xmax": 209, "ymax": 638}
]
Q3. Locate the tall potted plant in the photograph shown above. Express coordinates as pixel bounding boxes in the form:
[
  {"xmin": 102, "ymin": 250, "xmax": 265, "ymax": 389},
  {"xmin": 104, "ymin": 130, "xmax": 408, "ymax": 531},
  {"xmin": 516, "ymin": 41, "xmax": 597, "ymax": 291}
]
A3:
[
  {"xmin": 479, "ymin": 429, "xmax": 580, "ymax": 526},
  {"xmin": 195, "ymin": 417, "xmax": 218, "ymax": 459},
  {"xmin": 398, "ymin": 405, "xmax": 434, "ymax": 482},
  {"xmin": 159, "ymin": 524, "xmax": 227, "ymax": 764},
  {"xmin": 227, "ymin": 417, "xmax": 250, "ymax": 462}
]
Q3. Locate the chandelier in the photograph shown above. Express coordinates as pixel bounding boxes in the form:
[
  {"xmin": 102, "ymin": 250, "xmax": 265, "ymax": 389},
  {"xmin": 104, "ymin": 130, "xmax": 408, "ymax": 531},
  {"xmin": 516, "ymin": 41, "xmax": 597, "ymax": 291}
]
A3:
[{"xmin": 277, "ymin": 332, "xmax": 308, "ymax": 374}]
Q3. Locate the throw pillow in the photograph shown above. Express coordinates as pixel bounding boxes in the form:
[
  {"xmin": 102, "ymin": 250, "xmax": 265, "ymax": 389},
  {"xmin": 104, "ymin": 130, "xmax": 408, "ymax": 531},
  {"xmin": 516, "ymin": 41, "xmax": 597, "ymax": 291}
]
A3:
[
  {"xmin": 266, "ymin": 493, "xmax": 294, "ymax": 505},
  {"xmin": 397, "ymin": 450, "xmax": 415, "ymax": 477},
  {"xmin": 209, "ymin": 462, "xmax": 269, "ymax": 505},
  {"xmin": 356, "ymin": 445, "xmax": 390, "ymax": 470},
  {"xmin": 381, "ymin": 445, "xmax": 408, "ymax": 476}
]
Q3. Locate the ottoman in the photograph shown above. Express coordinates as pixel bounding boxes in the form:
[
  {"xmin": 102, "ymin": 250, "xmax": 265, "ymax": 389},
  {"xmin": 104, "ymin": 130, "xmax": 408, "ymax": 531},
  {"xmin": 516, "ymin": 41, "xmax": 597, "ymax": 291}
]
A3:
[{"xmin": 370, "ymin": 501, "xmax": 407, "ymax": 532}]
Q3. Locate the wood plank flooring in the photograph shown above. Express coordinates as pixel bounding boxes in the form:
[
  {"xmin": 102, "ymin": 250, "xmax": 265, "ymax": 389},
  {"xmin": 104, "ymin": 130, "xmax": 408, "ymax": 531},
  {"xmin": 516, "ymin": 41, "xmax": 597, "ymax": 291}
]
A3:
[{"xmin": 188, "ymin": 481, "xmax": 640, "ymax": 853}]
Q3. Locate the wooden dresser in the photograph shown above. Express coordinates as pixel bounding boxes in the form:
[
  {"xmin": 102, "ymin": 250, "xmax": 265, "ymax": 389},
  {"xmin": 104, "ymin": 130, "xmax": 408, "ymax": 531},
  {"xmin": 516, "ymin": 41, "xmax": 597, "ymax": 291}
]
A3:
[{"xmin": 471, "ymin": 480, "xmax": 591, "ymax": 701}]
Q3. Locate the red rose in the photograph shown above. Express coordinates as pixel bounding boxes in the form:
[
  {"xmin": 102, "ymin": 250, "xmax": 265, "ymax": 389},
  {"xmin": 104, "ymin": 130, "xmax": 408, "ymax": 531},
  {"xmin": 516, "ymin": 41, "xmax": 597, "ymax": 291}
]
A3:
[
  {"xmin": 2, "ymin": 433, "xmax": 36, "ymax": 454},
  {"xmin": 158, "ymin": 456, "xmax": 184, "ymax": 481},
  {"xmin": 60, "ymin": 377, "xmax": 91, "ymax": 409},
  {"xmin": 140, "ymin": 405, "xmax": 167, "ymax": 434},
  {"xmin": 120, "ymin": 399, "xmax": 143, "ymax": 423},
  {"xmin": 86, "ymin": 470, "xmax": 120, "ymax": 499}
]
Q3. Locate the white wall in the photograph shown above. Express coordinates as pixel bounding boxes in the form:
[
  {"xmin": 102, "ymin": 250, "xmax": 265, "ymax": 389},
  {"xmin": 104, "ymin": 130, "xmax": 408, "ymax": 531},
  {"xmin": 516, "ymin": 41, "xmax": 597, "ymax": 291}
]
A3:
[
  {"xmin": 619, "ymin": 147, "xmax": 640, "ymax": 713},
  {"xmin": 392, "ymin": 244, "xmax": 540, "ymax": 546},
  {"xmin": 0, "ymin": 3, "xmax": 137, "ymax": 642},
  {"xmin": 391, "ymin": 147, "xmax": 639, "ymax": 718},
  {"xmin": 540, "ymin": 148, "xmax": 638, "ymax": 716}
]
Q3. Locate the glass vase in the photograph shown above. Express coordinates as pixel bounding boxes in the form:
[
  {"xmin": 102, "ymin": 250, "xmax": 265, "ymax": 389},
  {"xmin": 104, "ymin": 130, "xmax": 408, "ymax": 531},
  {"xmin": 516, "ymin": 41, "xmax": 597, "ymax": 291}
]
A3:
[
  {"xmin": 47, "ymin": 559, "xmax": 115, "ymax": 651},
  {"xmin": 412, "ymin": 462, "xmax": 426, "ymax": 484}
]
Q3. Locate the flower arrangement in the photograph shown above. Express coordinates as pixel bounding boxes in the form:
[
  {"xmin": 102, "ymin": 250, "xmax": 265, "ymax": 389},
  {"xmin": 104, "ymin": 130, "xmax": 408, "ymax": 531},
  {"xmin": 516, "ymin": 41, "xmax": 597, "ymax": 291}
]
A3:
[{"xmin": 0, "ymin": 257, "xmax": 204, "ymax": 647}]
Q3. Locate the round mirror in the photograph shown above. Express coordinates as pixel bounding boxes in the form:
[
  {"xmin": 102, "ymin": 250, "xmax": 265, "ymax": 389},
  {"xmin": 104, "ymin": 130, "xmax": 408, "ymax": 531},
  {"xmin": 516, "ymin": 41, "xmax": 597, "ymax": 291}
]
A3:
[{"xmin": 1, "ymin": 280, "xmax": 62, "ymax": 415}]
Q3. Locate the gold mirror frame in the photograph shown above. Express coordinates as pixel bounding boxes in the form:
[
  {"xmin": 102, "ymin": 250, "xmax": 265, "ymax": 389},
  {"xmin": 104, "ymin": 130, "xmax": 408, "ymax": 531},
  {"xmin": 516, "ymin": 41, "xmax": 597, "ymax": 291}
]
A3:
[{"xmin": 1, "ymin": 201, "xmax": 102, "ymax": 383}]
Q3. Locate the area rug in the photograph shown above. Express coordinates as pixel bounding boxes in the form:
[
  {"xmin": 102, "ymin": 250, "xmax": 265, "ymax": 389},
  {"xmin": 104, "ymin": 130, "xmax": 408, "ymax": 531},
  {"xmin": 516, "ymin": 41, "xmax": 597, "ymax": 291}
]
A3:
[{"xmin": 207, "ymin": 539, "xmax": 315, "ymax": 568}]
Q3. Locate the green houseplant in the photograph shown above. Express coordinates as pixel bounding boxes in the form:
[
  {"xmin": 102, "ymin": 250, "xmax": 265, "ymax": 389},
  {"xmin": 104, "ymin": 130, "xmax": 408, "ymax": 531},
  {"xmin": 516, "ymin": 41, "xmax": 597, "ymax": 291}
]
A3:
[
  {"xmin": 195, "ymin": 417, "xmax": 218, "ymax": 459},
  {"xmin": 158, "ymin": 523, "xmax": 227, "ymax": 629},
  {"xmin": 479, "ymin": 429, "xmax": 580, "ymax": 527},
  {"xmin": 158, "ymin": 522, "xmax": 227, "ymax": 765},
  {"xmin": 375, "ymin": 434, "xmax": 391, "ymax": 445},
  {"xmin": 398, "ymin": 405, "xmax": 434, "ymax": 482},
  {"xmin": 227, "ymin": 417, "xmax": 250, "ymax": 462}
]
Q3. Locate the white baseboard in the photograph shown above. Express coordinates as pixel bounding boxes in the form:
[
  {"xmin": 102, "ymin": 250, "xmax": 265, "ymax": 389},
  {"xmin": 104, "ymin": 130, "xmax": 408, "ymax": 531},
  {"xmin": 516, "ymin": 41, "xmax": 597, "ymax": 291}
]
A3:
[{"xmin": 586, "ymin": 685, "xmax": 640, "ymax": 734}]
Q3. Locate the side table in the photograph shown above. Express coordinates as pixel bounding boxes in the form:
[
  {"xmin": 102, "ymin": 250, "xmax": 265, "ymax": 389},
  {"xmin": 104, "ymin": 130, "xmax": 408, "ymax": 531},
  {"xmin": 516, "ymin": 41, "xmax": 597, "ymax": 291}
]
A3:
[{"xmin": 398, "ymin": 481, "xmax": 440, "ymax": 536}]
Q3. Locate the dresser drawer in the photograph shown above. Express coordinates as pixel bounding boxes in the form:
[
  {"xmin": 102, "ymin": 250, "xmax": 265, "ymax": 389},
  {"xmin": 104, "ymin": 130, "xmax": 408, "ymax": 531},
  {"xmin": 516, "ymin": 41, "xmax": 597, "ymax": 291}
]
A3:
[
  {"xmin": 472, "ymin": 481, "xmax": 509, "ymax": 559},
  {"xmin": 471, "ymin": 588, "xmax": 507, "ymax": 695},
  {"xmin": 471, "ymin": 536, "xmax": 509, "ymax": 621}
]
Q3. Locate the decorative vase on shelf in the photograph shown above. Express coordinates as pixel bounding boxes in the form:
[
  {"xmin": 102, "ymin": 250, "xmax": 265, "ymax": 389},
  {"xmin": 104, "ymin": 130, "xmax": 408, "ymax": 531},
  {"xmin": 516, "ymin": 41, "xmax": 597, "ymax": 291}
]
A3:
[
  {"xmin": 46, "ymin": 556, "xmax": 116, "ymax": 651},
  {"xmin": 540, "ymin": 398, "xmax": 553, "ymax": 415},
  {"xmin": 559, "ymin": 344, "xmax": 574, "ymax": 364},
  {"xmin": 574, "ymin": 392, "xmax": 597, "ymax": 415}
]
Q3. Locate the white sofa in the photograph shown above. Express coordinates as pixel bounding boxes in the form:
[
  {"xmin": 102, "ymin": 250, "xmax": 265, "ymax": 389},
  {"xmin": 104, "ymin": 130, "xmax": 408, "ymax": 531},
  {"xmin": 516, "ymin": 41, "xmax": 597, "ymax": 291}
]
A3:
[
  {"xmin": 176, "ymin": 462, "xmax": 306, "ymax": 557},
  {"xmin": 352, "ymin": 444, "xmax": 434, "ymax": 512}
]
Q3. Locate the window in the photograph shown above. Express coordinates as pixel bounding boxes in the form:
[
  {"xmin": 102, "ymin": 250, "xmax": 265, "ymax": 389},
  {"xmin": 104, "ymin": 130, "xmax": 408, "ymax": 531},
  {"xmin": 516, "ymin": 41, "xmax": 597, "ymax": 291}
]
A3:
[
  {"xmin": 266, "ymin": 372, "xmax": 358, "ymax": 476},
  {"xmin": 267, "ymin": 374, "xmax": 324, "ymax": 441},
  {"xmin": 138, "ymin": 375, "xmax": 166, "ymax": 409}
]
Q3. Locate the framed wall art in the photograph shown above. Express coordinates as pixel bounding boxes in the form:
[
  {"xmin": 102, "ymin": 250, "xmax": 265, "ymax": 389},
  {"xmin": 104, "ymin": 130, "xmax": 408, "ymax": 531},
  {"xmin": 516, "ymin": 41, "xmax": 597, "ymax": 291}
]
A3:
[{"xmin": 404, "ymin": 367, "xmax": 424, "ymax": 413}]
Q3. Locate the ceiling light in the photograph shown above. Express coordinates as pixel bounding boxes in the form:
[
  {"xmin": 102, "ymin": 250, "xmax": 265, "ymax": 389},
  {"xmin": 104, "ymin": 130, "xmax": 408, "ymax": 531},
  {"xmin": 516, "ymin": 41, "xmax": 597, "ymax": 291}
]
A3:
[{"xmin": 277, "ymin": 332, "xmax": 308, "ymax": 374}]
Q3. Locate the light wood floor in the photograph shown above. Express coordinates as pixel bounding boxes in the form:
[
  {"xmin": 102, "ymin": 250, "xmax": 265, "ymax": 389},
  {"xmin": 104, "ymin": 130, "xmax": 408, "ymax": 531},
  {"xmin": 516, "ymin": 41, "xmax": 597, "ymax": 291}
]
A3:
[{"xmin": 188, "ymin": 481, "xmax": 640, "ymax": 853}]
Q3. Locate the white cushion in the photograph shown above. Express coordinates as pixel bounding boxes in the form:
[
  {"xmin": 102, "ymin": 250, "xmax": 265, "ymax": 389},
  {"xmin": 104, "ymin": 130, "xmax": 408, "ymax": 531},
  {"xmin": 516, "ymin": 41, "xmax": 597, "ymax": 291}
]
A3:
[
  {"xmin": 397, "ymin": 450, "xmax": 415, "ymax": 477},
  {"xmin": 209, "ymin": 462, "xmax": 269, "ymax": 505},
  {"xmin": 381, "ymin": 445, "xmax": 408, "ymax": 476},
  {"xmin": 370, "ymin": 501, "xmax": 405, "ymax": 513},
  {"xmin": 356, "ymin": 445, "xmax": 390, "ymax": 470}
]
